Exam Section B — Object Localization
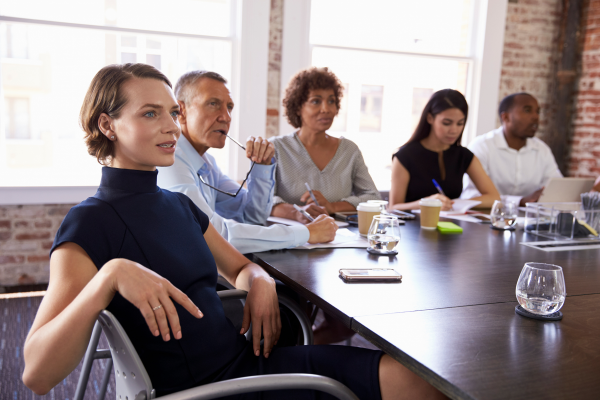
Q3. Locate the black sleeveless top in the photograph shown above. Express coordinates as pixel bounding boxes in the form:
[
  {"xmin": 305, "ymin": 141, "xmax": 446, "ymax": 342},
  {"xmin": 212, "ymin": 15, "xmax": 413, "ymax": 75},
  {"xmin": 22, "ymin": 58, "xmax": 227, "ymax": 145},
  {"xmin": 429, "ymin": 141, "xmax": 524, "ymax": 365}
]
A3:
[
  {"xmin": 393, "ymin": 141, "xmax": 474, "ymax": 203},
  {"xmin": 51, "ymin": 167, "xmax": 246, "ymax": 394}
]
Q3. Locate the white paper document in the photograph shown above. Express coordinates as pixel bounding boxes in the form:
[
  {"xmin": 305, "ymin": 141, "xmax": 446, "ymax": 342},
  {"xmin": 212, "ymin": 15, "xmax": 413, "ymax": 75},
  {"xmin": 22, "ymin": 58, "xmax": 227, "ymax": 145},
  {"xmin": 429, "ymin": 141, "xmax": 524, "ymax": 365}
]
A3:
[
  {"xmin": 294, "ymin": 228, "xmax": 368, "ymax": 249},
  {"xmin": 411, "ymin": 199, "xmax": 482, "ymax": 216},
  {"xmin": 267, "ymin": 216, "xmax": 349, "ymax": 227}
]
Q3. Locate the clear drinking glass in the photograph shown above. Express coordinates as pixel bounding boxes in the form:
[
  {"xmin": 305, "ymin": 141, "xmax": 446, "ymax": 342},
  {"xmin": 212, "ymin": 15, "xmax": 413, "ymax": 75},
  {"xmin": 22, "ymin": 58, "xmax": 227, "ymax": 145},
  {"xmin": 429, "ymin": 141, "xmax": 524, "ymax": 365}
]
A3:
[
  {"xmin": 491, "ymin": 200, "xmax": 518, "ymax": 229},
  {"xmin": 367, "ymin": 215, "xmax": 401, "ymax": 255},
  {"xmin": 516, "ymin": 263, "xmax": 566, "ymax": 315}
]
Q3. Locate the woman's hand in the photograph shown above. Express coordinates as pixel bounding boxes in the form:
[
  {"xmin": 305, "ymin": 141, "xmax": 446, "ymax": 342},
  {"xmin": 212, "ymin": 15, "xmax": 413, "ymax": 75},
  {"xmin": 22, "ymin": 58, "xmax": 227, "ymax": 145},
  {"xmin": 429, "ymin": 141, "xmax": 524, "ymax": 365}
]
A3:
[
  {"xmin": 424, "ymin": 193, "xmax": 453, "ymax": 211},
  {"xmin": 301, "ymin": 190, "xmax": 334, "ymax": 214},
  {"xmin": 104, "ymin": 259, "xmax": 203, "ymax": 341},
  {"xmin": 240, "ymin": 276, "xmax": 281, "ymax": 358}
]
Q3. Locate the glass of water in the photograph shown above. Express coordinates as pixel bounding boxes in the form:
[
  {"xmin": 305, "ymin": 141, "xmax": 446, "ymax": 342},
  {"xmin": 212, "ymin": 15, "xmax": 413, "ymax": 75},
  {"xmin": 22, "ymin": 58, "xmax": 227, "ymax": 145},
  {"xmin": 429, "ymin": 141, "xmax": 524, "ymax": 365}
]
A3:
[
  {"xmin": 367, "ymin": 215, "xmax": 401, "ymax": 255},
  {"xmin": 516, "ymin": 263, "xmax": 566, "ymax": 315},
  {"xmin": 491, "ymin": 200, "xmax": 518, "ymax": 229}
]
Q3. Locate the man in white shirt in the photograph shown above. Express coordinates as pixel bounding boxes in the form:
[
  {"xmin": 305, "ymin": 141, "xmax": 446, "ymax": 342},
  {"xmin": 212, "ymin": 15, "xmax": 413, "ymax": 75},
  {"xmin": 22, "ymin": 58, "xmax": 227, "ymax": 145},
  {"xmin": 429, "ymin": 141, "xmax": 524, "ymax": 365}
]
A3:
[
  {"xmin": 157, "ymin": 71, "xmax": 336, "ymax": 254},
  {"xmin": 462, "ymin": 93, "xmax": 562, "ymax": 206}
]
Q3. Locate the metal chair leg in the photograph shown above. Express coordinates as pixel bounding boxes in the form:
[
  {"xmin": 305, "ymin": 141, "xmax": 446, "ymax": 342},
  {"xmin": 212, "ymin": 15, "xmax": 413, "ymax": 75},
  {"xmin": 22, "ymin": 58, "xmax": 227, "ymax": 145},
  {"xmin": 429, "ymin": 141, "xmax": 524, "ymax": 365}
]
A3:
[
  {"xmin": 98, "ymin": 358, "xmax": 113, "ymax": 400},
  {"xmin": 74, "ymin": 321, "xmax": 103, "ymax": 400}
]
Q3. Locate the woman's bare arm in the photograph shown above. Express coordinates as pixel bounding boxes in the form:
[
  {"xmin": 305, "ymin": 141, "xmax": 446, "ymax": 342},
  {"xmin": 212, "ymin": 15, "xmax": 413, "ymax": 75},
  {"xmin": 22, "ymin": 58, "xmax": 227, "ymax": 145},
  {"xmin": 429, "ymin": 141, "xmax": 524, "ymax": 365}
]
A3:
[
  {"xmin": 23, "ymin": 243, "xmax": 201, "ymax": 395},
  {"xmin": 204, "ymin": 223, "xmax": 281, "ymax": 358},
  {"xmin": 465, "ymin": 156, "xmax": 501, "ymax": 208},
  {"xmin": 389, "ymin": 157, "xmax": 457, "ymax": 211}
]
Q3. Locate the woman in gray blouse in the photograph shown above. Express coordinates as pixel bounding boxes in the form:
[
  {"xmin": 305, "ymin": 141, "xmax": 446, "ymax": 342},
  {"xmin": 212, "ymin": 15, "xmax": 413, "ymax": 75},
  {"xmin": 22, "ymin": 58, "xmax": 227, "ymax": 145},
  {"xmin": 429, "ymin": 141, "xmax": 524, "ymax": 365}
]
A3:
[
  {"xmin": 270, "ymin": 67, "xmax": 380, "ymax": 345},
  {"xmin": 270, "ymin": 67, "xmax": 380, "ymax": 224}
]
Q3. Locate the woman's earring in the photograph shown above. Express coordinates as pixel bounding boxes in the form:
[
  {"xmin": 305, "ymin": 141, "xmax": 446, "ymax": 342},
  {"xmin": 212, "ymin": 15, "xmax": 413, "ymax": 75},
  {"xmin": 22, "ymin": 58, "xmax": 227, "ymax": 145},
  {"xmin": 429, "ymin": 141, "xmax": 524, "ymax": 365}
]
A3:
[{"xmin": 110, "ymin": 135, "xmax": 115, "ymax": 140}]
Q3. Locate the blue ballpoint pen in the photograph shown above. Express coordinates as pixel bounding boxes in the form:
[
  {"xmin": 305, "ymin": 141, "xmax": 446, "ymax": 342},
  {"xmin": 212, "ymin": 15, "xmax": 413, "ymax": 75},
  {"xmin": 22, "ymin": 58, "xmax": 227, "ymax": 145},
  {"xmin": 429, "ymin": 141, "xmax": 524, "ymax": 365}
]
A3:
[
  {"xmin": 432, "ymin": 179, "xmax": 446, "ymax": 197},
  {"xmin": 305, "ymin": 182, "xmax": 321, "ymax": 207}
]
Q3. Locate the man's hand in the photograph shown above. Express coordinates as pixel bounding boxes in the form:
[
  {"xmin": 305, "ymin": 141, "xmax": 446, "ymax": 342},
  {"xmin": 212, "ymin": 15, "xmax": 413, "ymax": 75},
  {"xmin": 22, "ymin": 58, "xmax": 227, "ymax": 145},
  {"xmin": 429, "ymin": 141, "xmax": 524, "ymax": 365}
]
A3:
[
  {"xmin": 294, "ymin": 204, "xmax": 328, "ymax": 223},
  {"xmin": 240, "ymin": 276, "xmax": 281, "ymax": 358},
  {"xmin": 519, "ymin": 187, "xmax": 544, "ymax": 206},
  {"xmin": 245, "ymin": 136, "xmax": 275, "ymax": 165},
  {"xmin": 306, "ymin": 214, "xmax": 338, "ymax": 243}
]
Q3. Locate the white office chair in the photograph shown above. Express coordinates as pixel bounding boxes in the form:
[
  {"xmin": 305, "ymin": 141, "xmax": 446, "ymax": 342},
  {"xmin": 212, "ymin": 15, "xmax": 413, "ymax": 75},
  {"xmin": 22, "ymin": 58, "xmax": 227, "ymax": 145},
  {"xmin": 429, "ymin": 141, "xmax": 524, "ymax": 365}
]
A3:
[{"xmin": 74, "ymin": 290, "xmax": 358, "ymax": 400}]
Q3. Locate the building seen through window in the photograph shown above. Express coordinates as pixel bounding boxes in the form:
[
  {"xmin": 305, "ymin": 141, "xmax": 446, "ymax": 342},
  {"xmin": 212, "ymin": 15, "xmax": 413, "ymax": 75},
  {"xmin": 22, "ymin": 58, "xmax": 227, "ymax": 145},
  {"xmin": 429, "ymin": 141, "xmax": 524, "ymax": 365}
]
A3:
[
  {"xmin": 310, "ymin": 0, "xmax": 473, "ymax": 190},
  {"xmin": 0, "ymin": 0, "xmax": 233, "ymax": 187}
]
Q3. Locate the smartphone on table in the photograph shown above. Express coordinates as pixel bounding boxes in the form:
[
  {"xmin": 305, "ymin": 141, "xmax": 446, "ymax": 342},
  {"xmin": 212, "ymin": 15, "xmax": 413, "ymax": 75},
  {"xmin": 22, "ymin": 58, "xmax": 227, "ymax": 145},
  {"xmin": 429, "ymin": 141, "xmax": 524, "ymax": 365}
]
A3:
[{"xmin": 339, "ymin": 268, "xmax": 402, "ymax": 283}]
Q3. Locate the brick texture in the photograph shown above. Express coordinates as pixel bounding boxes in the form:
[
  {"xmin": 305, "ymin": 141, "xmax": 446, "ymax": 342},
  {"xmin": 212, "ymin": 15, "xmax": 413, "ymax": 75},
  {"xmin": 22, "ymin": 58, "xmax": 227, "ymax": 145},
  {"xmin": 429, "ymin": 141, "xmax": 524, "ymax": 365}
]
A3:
[
  {"xmin": 499, "ymin": 0, "xmax": 563, "ymax": 139},
  {"xmin": 266, "ymin": 0, "xmax": 283, "ymax": 138},
  {"xmin": 0, "ymin": 204, "xmax": 75, "ymax": 287},
  {"xmin": 568, "ymin": 0, "xmax": 600, "ymax": 177}
]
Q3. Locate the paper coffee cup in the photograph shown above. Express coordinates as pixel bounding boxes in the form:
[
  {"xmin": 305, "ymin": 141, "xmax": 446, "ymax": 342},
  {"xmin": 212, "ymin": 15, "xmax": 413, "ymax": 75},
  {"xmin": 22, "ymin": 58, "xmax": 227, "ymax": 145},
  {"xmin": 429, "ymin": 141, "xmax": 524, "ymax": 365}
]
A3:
[
  {"xmin": 367, "ymin": 200, "xmax": 389, "ymax": 212},
  {"xmin": 357, "ymin": 202, "xmax": 381, "ymax": 236},
  {"xmin": 419, "ymin": 198, "xmax": 442, "ymax": 230}
]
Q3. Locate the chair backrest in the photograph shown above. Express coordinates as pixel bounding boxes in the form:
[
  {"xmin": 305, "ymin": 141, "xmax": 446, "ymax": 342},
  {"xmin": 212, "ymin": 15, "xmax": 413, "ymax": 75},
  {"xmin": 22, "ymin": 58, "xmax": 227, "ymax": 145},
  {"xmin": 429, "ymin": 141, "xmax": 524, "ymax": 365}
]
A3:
[{"xmin": 98, "ymin": 310, "xmax": 156, "ymax": 400}]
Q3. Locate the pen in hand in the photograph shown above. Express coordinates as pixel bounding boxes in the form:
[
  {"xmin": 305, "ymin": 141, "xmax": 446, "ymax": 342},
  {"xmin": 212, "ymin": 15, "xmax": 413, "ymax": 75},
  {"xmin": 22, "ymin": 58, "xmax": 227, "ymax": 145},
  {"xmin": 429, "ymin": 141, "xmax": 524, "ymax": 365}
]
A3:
[
  {"xmin": 304, "ymin": 183, "xmax": 321, "ymax": 207},
  {"xmin": 432, "ymin": 179, "xmax": 446, "ymax": 197},
  {"xmin": 432, "ymin": 179, "xmax": 453, "ymax": 210},
  {"xmin": 293, "ymin": 204, "xmax": 315, "ymax": 222}
]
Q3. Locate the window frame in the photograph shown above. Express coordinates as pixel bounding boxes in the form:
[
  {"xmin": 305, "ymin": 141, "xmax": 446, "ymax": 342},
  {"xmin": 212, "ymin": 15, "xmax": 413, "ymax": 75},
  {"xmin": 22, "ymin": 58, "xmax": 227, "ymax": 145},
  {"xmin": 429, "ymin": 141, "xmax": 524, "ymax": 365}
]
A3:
[
  {"xmin": 278, "ymin": 0, "xmax": 508, "ymax": 152},
  {"xmin": 0, "ymin": 0, "xmax": 271, "ymax": 205}
]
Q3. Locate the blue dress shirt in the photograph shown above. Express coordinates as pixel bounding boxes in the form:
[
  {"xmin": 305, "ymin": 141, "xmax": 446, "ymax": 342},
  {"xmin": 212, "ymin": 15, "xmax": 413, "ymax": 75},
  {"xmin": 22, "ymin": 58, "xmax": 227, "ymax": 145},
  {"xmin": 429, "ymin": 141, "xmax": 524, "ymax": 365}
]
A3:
[{"xmin": 157, "ymin": 135, "xmax": 309, "ymax": 253}]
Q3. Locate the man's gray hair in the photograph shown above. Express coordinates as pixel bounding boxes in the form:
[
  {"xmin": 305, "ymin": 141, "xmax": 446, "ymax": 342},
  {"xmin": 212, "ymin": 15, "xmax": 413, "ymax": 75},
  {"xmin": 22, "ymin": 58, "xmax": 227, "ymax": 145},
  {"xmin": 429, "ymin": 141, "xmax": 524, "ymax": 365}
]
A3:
[{"xmin": 174, "ymin": 71, "xmax": 228, "ymax": 104}]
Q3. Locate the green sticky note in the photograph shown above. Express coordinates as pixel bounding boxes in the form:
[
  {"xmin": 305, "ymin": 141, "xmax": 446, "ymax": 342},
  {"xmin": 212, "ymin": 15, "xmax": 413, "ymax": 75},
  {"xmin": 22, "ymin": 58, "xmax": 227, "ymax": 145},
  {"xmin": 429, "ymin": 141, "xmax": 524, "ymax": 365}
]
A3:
[{"xmin": 437, "ymin": 221, "xmax": 463, "ymax": 234}]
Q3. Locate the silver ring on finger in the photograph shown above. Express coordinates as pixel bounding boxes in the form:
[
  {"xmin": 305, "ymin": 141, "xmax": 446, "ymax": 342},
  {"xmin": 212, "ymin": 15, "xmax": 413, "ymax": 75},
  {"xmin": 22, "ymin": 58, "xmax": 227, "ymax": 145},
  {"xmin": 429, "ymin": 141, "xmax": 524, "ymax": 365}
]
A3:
[{"xmin": 152, "ymin": 304, "xmax": 163, "ymax": 311}]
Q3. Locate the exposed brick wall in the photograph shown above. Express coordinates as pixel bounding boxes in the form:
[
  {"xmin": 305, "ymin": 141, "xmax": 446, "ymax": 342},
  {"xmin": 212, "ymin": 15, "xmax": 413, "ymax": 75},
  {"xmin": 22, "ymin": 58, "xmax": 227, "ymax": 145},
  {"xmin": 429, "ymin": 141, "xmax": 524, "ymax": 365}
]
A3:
[
  {"xmin": 266, "ymin": 0, "xmax": 283, "ymax": 138},
  {"xmin": 0, "ymin": 205, "xmax": 74, "ymax": 287},
  {"xmin": 499, "ymin": 0, "xmax": 563, "ymax": 139},
  {"xmin": 568, "ymin": 0, "xmax": 600, "ymax": 177}
]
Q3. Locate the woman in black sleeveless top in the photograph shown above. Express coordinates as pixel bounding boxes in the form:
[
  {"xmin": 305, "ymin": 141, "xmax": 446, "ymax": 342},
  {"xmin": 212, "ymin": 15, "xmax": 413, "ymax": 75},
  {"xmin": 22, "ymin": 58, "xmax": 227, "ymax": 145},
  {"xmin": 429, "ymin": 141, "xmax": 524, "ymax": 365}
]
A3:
[
  {"xmin": 390, "ymin": 89, "xmax": 499, "ymax": 211},
  {"xmin": 22, "ymin": 64, "xmax": 445, "ymax": 400}
]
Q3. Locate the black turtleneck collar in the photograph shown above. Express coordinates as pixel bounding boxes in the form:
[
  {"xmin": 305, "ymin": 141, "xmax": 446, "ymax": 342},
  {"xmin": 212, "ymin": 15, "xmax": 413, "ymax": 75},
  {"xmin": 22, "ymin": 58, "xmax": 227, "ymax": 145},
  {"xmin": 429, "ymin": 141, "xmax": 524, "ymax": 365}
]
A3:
[{"xmin": 99, "ymin": 166, "xmax": 159, "ymax": 194}]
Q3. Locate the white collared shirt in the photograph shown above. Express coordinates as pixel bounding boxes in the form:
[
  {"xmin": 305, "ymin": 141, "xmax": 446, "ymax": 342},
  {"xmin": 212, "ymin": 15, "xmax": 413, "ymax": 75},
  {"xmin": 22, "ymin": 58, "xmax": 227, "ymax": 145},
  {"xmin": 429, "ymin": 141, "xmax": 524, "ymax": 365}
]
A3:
[
  {"xmin": 157, "ymin": 135, "xmax": 309, "ymax": 253},
  {"xmin": 461, "ymin": 126, "xmax": 562, "ymax": 205}
]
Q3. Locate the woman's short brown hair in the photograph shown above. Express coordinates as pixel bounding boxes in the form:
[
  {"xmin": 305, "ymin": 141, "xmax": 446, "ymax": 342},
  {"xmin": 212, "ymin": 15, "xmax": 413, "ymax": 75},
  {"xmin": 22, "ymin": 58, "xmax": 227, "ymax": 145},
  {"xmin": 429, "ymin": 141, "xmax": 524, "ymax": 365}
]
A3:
[
  {"xmin": 80, "ymin": 63, "xmax": 172, "ymax": 164},
  {"xmin": 282, "ymin": 67, "xmax": 344, "ymax": 129}
]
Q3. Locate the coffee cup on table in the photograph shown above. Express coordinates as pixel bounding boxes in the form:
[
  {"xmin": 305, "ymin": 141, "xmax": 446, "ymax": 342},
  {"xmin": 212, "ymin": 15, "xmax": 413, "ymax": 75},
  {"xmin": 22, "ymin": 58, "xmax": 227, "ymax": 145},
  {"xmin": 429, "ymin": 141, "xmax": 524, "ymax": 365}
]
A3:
[
  {"xmin": 367, "ymin": 200, "xmax": 389, "ymax": 212},
  {"xmin": 357, "ymin": 202, "xmax": 381, "ymax": 236},
  {"xmin": 419, "ymin": 198, "xmax": 442, "ymax": 230}
]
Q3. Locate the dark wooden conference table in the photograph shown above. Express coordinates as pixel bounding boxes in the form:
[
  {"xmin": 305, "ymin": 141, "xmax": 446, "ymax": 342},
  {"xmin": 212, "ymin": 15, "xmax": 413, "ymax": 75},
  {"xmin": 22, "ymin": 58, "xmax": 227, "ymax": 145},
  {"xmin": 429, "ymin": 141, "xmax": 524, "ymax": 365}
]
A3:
[{"xmin": 251, "ymin": 216, "xmax": 600, "ymax": 400}]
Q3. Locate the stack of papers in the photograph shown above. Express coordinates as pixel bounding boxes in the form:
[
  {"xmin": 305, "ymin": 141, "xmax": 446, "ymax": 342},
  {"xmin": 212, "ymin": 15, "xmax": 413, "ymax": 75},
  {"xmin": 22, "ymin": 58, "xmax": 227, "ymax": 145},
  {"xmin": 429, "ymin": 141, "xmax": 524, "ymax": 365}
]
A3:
[
  {"xmin": 412, "ymin": 199, "xmax": 481, "ymax": 216},
  {"xmin": 295, "ymin": 228, "xmax": 368, "ymax": 249},
  {"xmin": 267, "ymin": 216, "xmax": 349, "ymax": 228}
]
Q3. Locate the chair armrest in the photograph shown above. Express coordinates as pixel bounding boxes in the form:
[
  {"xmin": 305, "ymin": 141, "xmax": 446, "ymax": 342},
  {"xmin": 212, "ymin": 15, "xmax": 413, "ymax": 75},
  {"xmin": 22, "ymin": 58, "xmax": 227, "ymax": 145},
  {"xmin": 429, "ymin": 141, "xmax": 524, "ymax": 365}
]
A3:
[
  {"xmin": 155, "ymin": 373, "xmax": 359, "ymax": 400},
  {"xmin": 217, "ymin": 290, "xmax": 313, "ymax": 345}
]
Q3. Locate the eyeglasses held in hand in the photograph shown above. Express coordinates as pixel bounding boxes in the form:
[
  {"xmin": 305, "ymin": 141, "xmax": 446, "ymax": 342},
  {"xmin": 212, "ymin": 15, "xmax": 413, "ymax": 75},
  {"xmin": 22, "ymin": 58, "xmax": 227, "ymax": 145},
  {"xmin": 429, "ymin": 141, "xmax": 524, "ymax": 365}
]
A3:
[{"xmin": 197, "ymin": 134, "xmax": 256, "ymax": 198}]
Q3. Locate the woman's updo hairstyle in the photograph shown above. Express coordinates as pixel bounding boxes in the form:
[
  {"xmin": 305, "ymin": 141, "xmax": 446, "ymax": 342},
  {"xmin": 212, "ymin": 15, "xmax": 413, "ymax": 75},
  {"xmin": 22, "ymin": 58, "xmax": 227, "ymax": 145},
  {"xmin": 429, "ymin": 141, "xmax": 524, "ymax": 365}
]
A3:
[
  {"xmin": 282, "ymin": 67, "xmax": 344, "ymax": 129},
  {"xmin": 80, "ymin": 63, "xmax": 172, "ymax": 164},
  {"xmin": 408, "ymin": 89, "xmax": 469, "ymax": 146}
]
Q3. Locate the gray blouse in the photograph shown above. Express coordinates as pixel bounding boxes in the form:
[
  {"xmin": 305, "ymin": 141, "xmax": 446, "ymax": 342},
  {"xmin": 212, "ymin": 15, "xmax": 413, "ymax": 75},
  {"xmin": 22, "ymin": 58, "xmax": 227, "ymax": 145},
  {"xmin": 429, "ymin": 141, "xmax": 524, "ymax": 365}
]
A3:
[{"xmin": 270, "ymin": 133, "xmax": 380, "ymax": 208}]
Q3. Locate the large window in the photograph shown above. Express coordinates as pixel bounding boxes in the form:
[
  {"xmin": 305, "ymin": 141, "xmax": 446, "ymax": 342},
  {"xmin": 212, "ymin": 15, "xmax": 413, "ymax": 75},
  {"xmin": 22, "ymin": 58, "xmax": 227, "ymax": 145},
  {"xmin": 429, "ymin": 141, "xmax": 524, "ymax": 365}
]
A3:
[
  {"xmin": 0, "ymin": 0, "xmax": 234, "ymax": 187},
  {"xmin": 308, "ymin": 0, "xmax": 474, "ymax": 190}
]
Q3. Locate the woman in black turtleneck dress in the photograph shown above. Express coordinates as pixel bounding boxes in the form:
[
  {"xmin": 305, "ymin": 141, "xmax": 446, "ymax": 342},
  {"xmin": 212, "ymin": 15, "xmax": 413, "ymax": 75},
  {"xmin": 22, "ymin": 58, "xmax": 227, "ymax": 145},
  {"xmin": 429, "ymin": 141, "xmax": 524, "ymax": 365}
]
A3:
[{"xmin": 22, "ymin": 64, "xmax": 445, "ymax": 400}]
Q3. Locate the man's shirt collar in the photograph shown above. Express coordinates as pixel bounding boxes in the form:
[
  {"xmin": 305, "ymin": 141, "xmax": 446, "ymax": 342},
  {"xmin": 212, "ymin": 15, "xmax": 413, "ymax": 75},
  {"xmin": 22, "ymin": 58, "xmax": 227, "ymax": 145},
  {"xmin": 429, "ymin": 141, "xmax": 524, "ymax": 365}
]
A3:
[
  {"xmin": 178, "ymin": 135, "xmax": 213, "ymax": 176},
  {"xmin": 493, "ymin": 126, "xmax": 539, "ymax": 153}
]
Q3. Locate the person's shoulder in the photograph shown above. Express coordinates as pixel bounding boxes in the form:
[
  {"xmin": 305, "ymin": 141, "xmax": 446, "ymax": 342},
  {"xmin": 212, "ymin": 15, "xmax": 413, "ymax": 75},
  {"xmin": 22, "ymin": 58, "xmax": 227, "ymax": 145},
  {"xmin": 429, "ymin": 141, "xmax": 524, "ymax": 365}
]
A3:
[
  {"xmin": 469, "ymin": 129, "xmax": 498, "ymax": 148},
  {"xmin": 65, "ymin": 197, "xmax": 118, "ymax": 223},
  {"xmin": 270, "ymin": 132, "xmax": 296, "ymax": 146},
  {"xmin": 394, "ymin": 141, "xmax": 420, "ymax": 156},
  {"xmin": 167, "ymin": 190, "xmax": 209, "ymax": 217},
  {"xmin": 338, "ymin": 136, "xmax": 359, "ymax": 152},
  {"xmin": 529, "ymin": 136, "xmax": 553, "ymax": 152}
]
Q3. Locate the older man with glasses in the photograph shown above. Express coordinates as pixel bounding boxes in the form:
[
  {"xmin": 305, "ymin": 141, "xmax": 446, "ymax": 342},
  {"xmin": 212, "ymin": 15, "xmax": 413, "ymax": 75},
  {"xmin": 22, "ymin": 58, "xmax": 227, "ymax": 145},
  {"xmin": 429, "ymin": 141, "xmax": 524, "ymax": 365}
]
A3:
[{"xmin": 157, "ymin": 71, "xmax": 337, "ymax": 254}]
